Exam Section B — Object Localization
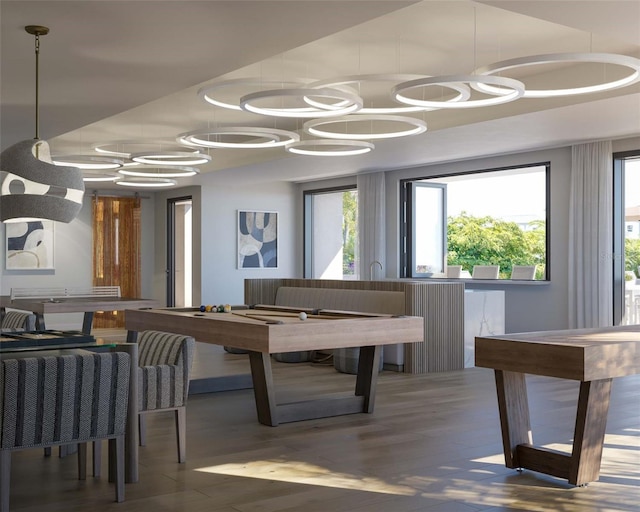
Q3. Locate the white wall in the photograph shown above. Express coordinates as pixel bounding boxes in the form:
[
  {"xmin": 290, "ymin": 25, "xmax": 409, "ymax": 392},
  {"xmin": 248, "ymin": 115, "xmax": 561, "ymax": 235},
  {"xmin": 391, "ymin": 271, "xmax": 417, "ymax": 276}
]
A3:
[
  {"xmin": 0, "ymin": 192, "xmax": 155, "ymax": 329},
  {"xmin": 152, "ymin": 171, "xmax": 299, "ymax": 307}
]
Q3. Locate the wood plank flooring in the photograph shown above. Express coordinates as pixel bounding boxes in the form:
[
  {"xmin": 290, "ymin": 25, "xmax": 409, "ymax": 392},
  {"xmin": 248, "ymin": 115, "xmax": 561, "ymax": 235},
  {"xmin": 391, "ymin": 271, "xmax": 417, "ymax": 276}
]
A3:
[{"xmin": 5, "ymin": 338, "xmax": 640, "ymax": 511}]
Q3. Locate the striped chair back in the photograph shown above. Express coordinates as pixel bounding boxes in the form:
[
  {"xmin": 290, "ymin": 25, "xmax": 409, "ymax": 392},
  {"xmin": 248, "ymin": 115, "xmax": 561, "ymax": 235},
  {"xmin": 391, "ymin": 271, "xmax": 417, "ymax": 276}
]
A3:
[
  {"xmin": 0, "ymin": 310, "xmax": 36, "ymax": 332},
  {"xmin": 0, "ymin": 352, "xmax": 130, "ymax": 450},
  {"xmin": 137, "ymin": 331, "xmax": 195, "ymax": 412}
]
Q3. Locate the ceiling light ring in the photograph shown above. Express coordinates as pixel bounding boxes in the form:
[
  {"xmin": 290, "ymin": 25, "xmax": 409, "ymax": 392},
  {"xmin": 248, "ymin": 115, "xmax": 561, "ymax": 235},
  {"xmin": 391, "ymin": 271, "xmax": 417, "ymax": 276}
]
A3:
[
  {"xmin": 130, "ymin": 151, "xmax": 211, "ymax": 166},
  {"xmin": 116, "ymin": 177, "xmax": 177, "ymax": 188},
  {"xmin": 472, "ymin": 52, "xmax": 640, "ymax": 98},
  {"xmin": 118, "ymin": 165, "xmax": 199, "ymax": 178},
  {"xmin": 393, "ymin": 75, "xmax": 525, "ymax": 109},
  {"xmin": 240, "ymin": 87, "xmax": 363, "ymax": 118},
  {"xmin": 198, "ymin": 77, "xmax": 314, "ymax": 111},
  {"xmin": 304, "ymin": 114, "xmax": 427, "ymax": 140},
  {"xmin": 82, "ymin": 170, "xmax": 122, "ymax": 183},
  {"xmin": 51, "ymin": 155, "xmax": 123, "ymax": 170},
  {"xmin": 285, "ymin": 139, "xmax": 375, "ymax": 156},
  {"xmin": 177, "ymin": 127, "xmax": 300, "ymax": 149},
  {"xmin": 92, "ymin": 140, "xmax": 201, "ymax": 158},
  {"xmin": 307, "ymin": 74, "xmax": 471, "ymax": 113}
]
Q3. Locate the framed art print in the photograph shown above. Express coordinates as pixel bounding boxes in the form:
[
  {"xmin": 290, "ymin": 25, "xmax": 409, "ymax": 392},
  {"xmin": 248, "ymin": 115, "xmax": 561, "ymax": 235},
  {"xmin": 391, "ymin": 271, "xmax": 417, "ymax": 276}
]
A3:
[
  {"xmin": 237, "ymin": 210, "xmax": 278, "ymax": 269},
  {"xmin": 6, "ymin": 220, "xmax": 55, "ymax": 270}
]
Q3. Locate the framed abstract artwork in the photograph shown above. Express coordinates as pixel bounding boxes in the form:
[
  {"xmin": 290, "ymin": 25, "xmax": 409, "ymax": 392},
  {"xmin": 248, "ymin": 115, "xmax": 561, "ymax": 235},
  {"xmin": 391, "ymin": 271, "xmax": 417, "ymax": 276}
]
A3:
[
  {"xmin": 237, "ymin": 210, "xmax": 278, "ymax": 269},
  {"xmin": 5, "ymin": 220, "xmax": 55, "ymax": 270}
]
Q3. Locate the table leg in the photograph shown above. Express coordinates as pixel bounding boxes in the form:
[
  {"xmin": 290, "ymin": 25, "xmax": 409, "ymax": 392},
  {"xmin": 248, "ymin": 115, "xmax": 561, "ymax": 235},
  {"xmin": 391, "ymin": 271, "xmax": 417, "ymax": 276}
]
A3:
[
  {"xmin": 248, "ymin": 351, "xmax": 278, "ymax": 426},
  {"xmin": 494, "ymin": 370, "xmax": 532, "ymax": 469},
  {"xmin": 82, "ymin": 312, "xmax": 94, "ymax": 335},
  {"xmin": 569, "ymin": 379, "xmax": 612, "ymax": 485},
  {"xmin": 355, "ymin": 345, "xmax": 381, "ymax": 413},
  {"xmin": 35, "ymin": 313, "xmax": 46, "ymax": 331}
]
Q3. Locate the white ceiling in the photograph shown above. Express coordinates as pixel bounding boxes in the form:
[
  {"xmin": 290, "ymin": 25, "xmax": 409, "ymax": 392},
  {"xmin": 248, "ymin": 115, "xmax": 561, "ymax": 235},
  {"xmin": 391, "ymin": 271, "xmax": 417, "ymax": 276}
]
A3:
[{"xmin": 2, "ymin": 1, "xmax": 640, "ymax": 189}]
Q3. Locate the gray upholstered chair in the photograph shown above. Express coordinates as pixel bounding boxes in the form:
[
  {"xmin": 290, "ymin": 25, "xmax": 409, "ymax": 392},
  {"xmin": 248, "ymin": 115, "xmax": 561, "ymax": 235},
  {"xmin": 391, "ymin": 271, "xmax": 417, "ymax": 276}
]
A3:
[
  {"xmin": 137, "ymin": 330, "xmax": 195, "ymax": 463},
  {"xmin": 471, "ymin": 265, "xmax": 500, "ymax": 279},
  {"xmin": 0, "ymin": 310, "xmax": 36, "ymax": 332},
  {"xmin": 0, "ymin": 351, "xmax": 131, "ymax": 510}
]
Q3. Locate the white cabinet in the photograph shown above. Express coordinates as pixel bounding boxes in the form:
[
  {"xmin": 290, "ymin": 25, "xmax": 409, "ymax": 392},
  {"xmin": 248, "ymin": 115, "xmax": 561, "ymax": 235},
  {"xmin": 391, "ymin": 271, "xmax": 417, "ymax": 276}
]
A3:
[{"xmin": 464, "ymin": 290, "xmax": 505, "ymax": 367}]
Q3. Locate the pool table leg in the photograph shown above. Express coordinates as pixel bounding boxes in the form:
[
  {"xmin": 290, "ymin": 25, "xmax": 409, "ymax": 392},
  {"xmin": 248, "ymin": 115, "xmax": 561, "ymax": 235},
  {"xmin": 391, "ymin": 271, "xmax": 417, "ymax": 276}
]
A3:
[
  {"xmin": 494, "ymin": 370, "xmax": 532, "ymax": 469},
  {"xmin": 355, "ymin": 345, "xmax": 381, "ymax": 413},
  {"xmin": 248, "ymin": 351, "xmax": 278, "ymax": 426},
  {"xmin": 569, "ymin": 378, "xmax": 612, "ymax": 485}
]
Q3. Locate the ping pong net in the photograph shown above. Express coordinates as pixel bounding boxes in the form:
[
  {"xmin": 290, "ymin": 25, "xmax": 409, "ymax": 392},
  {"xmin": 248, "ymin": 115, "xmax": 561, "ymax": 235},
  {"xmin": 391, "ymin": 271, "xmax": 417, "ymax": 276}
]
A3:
[{"xmin": 10, "ymin": 286, "xmax": 121, "ymax": 300}]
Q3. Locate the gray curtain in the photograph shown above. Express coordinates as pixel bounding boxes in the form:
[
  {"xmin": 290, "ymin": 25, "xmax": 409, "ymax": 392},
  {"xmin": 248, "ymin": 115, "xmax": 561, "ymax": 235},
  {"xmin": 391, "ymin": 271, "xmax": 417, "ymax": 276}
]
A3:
[
  {"xmin": 357, "ymin": 172, "xmax": 386, "ymax": 280},
  {"xmin": 568, "ymin": 140, "xmax": 613, "ymax": 328}
]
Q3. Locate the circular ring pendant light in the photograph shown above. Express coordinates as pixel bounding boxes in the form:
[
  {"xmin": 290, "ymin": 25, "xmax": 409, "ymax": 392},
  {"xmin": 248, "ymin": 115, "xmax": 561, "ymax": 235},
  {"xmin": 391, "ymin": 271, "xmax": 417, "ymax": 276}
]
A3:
[
  {"xmin": 52, "ymin": 155, "xmax": 123, "ymax": 170},
  {"xmin": 285, "ymin": 139, "xmax": 375, "ymax": 156},
  {"xmin": 116, "ymin": 177, "xmax": 177, "ymax": 188},
  {"xmin": 118, "ymin": 165, "xmax": 199, "ymax": 178},
  {"xmin": 82, "ymin": 170, "xmax": 121, "ymax": 182},
  {"xmin": 177, "ymin": 127, "xmax": 300, "ymax": 149},
  {"xmin": 393, "ymin": 75, "xmax": 525, "ymax": 108},
  {"xmin": 130, "ymin": 151, "xmax": 211, "ymax": 166},
  {"xmin": 198, "ymin": 77, "xmax": 313, "ymax": 111},
  {"xmin": 304, "ymin": 114, "xmax": 427, "ymax": 140},
  {"xmin": 307, "ymin": 74, "xmax": 470, "ymax": 113},
  {"xmin": 240, "ymin": 87, "xmax": 363, "ymax": 118},
  {"xmin": 472, "ymin": 52, "xmax": 640, "ymax": 98}
]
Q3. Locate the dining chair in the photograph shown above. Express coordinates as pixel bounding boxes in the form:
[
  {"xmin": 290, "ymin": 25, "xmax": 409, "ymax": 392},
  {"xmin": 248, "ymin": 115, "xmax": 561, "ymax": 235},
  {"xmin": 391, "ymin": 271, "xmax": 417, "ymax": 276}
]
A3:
[
  {"xmin": 471, "ymin": 265, "xmax": 500, "ymax": 279},
  {"xmin": 446, "ymin": 265, "xmax": 463, "ymax": 278},
  {"xmin": 510, "ymin": 265, "xmax": 537, "ymax": 280},
  {"xmin": 0, "ymin": 351, "xmax": 131, "ymax": 510},
  {"xmin": 137, "ymin": 330, "xmax": 195, "ymax": 463},
  {"xmin": 0, "ymin": 310, "xmax": 36, "ymax": 332}
]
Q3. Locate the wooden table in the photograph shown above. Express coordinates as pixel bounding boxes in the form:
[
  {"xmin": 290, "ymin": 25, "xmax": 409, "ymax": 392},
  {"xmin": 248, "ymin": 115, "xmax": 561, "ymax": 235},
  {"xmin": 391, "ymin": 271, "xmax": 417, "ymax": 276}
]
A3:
[
  {"xmin": 0, "ymin": 295, "xmax": 160, "ymax": 334},
  {"xmin": 475, "ymin": 325, "xmax": 640, "ymax": 486},
  {"xmin": 125, "ymin": 305, "xmax": 424, "ymax": 426}
]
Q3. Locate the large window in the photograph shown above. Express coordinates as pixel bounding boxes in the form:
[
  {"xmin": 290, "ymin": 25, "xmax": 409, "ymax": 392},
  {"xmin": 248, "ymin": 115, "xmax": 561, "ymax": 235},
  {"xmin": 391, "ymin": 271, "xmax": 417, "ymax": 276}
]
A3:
[
  {"xmin": 402, "ymin": 163, "xmax": 549, "ymax": 280},
  {"xmin": 614, "ymin": 152, "xmax": 640, "ymax": 325},
  {"xmin": 304, "ymin": 187, "xmax": 358, "ymax": 279}
]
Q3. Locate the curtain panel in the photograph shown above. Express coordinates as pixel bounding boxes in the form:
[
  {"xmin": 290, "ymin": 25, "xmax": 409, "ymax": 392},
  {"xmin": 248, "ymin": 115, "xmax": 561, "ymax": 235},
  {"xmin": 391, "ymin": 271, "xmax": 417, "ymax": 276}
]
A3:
[
  {"xmin": 568, "ymin": 140, "xmax": 613, "ymax": 328},
  {"xmin": 357, "ymin": 172, "xmax": 386, "ymax": 280},
  {"xmin": 92, "ymin": 196, "xmax": 141, "ymax": 328}
]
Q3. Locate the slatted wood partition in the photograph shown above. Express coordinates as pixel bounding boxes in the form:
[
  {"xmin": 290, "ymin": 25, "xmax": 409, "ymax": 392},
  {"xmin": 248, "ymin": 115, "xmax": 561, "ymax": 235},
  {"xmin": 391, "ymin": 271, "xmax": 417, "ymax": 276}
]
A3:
[{"xmin": 244, "ymin": 279, "xmax": 465, "ymax": 374}]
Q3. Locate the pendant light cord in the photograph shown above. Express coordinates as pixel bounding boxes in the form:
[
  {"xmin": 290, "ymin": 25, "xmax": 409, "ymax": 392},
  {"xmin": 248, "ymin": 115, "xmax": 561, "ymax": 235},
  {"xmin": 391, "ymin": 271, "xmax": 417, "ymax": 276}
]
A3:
[{"xmin": 34, "ymin": 31, "xmax": 41, "ymax": 139}]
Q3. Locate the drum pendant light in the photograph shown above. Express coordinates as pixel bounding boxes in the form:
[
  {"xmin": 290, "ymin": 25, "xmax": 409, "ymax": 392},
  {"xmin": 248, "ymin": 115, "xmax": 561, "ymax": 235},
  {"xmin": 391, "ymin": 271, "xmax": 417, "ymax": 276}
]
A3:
[{"xmin": 0, "ymin": 26, "xmax": 85, "ymax": 223}]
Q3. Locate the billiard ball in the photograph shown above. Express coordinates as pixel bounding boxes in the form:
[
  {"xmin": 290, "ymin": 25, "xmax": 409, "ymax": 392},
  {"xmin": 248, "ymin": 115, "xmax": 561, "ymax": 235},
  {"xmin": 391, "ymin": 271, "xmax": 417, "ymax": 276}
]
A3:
[
  {"xmin": 205, "ymin": 305, "xmax": 213, "ymax": 312},
  {"xmin": 298, "ymin": 312, "xmax": 307, "ymax": 321},
  {"xmin": 217, "ymin": 305, "xmax": 225, "ymax": 313},
  {"xmin": 224, "ymin": 304, "xmax": 232, "ymax": 313},
  {"xmin": 199, "ymin": 305, "xmax": 206, "ymax": 312}
]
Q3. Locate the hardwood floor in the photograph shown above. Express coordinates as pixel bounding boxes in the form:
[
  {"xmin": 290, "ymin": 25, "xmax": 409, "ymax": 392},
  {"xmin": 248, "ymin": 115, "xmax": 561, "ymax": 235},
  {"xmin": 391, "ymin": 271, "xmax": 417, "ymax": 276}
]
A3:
[{"xmin": 6, "ymin": 340, "xmax": 640, "ymax": 511}]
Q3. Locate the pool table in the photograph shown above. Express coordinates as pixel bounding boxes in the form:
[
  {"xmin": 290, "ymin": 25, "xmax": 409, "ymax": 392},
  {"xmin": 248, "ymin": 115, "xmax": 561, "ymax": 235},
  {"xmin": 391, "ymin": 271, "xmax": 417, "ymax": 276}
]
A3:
[{"xmin": 125, "ymin": 305, "xmax": 424, "ymax": 426}]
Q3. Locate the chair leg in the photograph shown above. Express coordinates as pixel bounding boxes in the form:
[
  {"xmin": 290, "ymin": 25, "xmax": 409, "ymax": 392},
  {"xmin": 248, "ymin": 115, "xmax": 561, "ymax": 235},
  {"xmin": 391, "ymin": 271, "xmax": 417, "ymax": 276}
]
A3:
[
  {"xmin": 138, "ymin": 413, "xmax": 147, "ymax": 447},
  {"xmin": 77, "ymin": 443, "xmax": 87, "ymax": 480},
  {"xmin": 110, "ymin": 437, "xmax": 125, "ymax": 503},
  {"xmin": 93, "ymin": 440, "xmax": 102, "ymax": 477},
  {"xmin": 1, "ymin": 451, "xmax": 10, "ymax": 512},
  {"xmin": 175, "ymin": 407, "xmax": 186, "ymax": 463}
]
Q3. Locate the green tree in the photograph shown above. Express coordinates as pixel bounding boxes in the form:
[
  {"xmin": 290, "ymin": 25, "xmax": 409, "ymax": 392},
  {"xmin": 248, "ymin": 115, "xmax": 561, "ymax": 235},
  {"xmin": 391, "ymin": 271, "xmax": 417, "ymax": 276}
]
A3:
[
  {"xmin": 626, "ymin": 238, "xmax": 640, "ymax": 276},
  {"xmin": 342, "ymin": 191, "xmax": 358, "ymax": 275},
  {"xmin": 446, "ymin": 213, "xmax": 546, "ymax": 278}
]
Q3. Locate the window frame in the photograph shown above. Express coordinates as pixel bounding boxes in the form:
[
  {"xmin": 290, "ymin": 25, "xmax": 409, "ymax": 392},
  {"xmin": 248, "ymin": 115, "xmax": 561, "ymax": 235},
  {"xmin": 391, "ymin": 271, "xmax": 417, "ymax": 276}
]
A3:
[
  {"xmin": 400, "ymin": 161, "xmax": 551, "ymax": 281},
  {"xmin": 303, "ymin": 184, "xmax": 357, "ymax": 279}
]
